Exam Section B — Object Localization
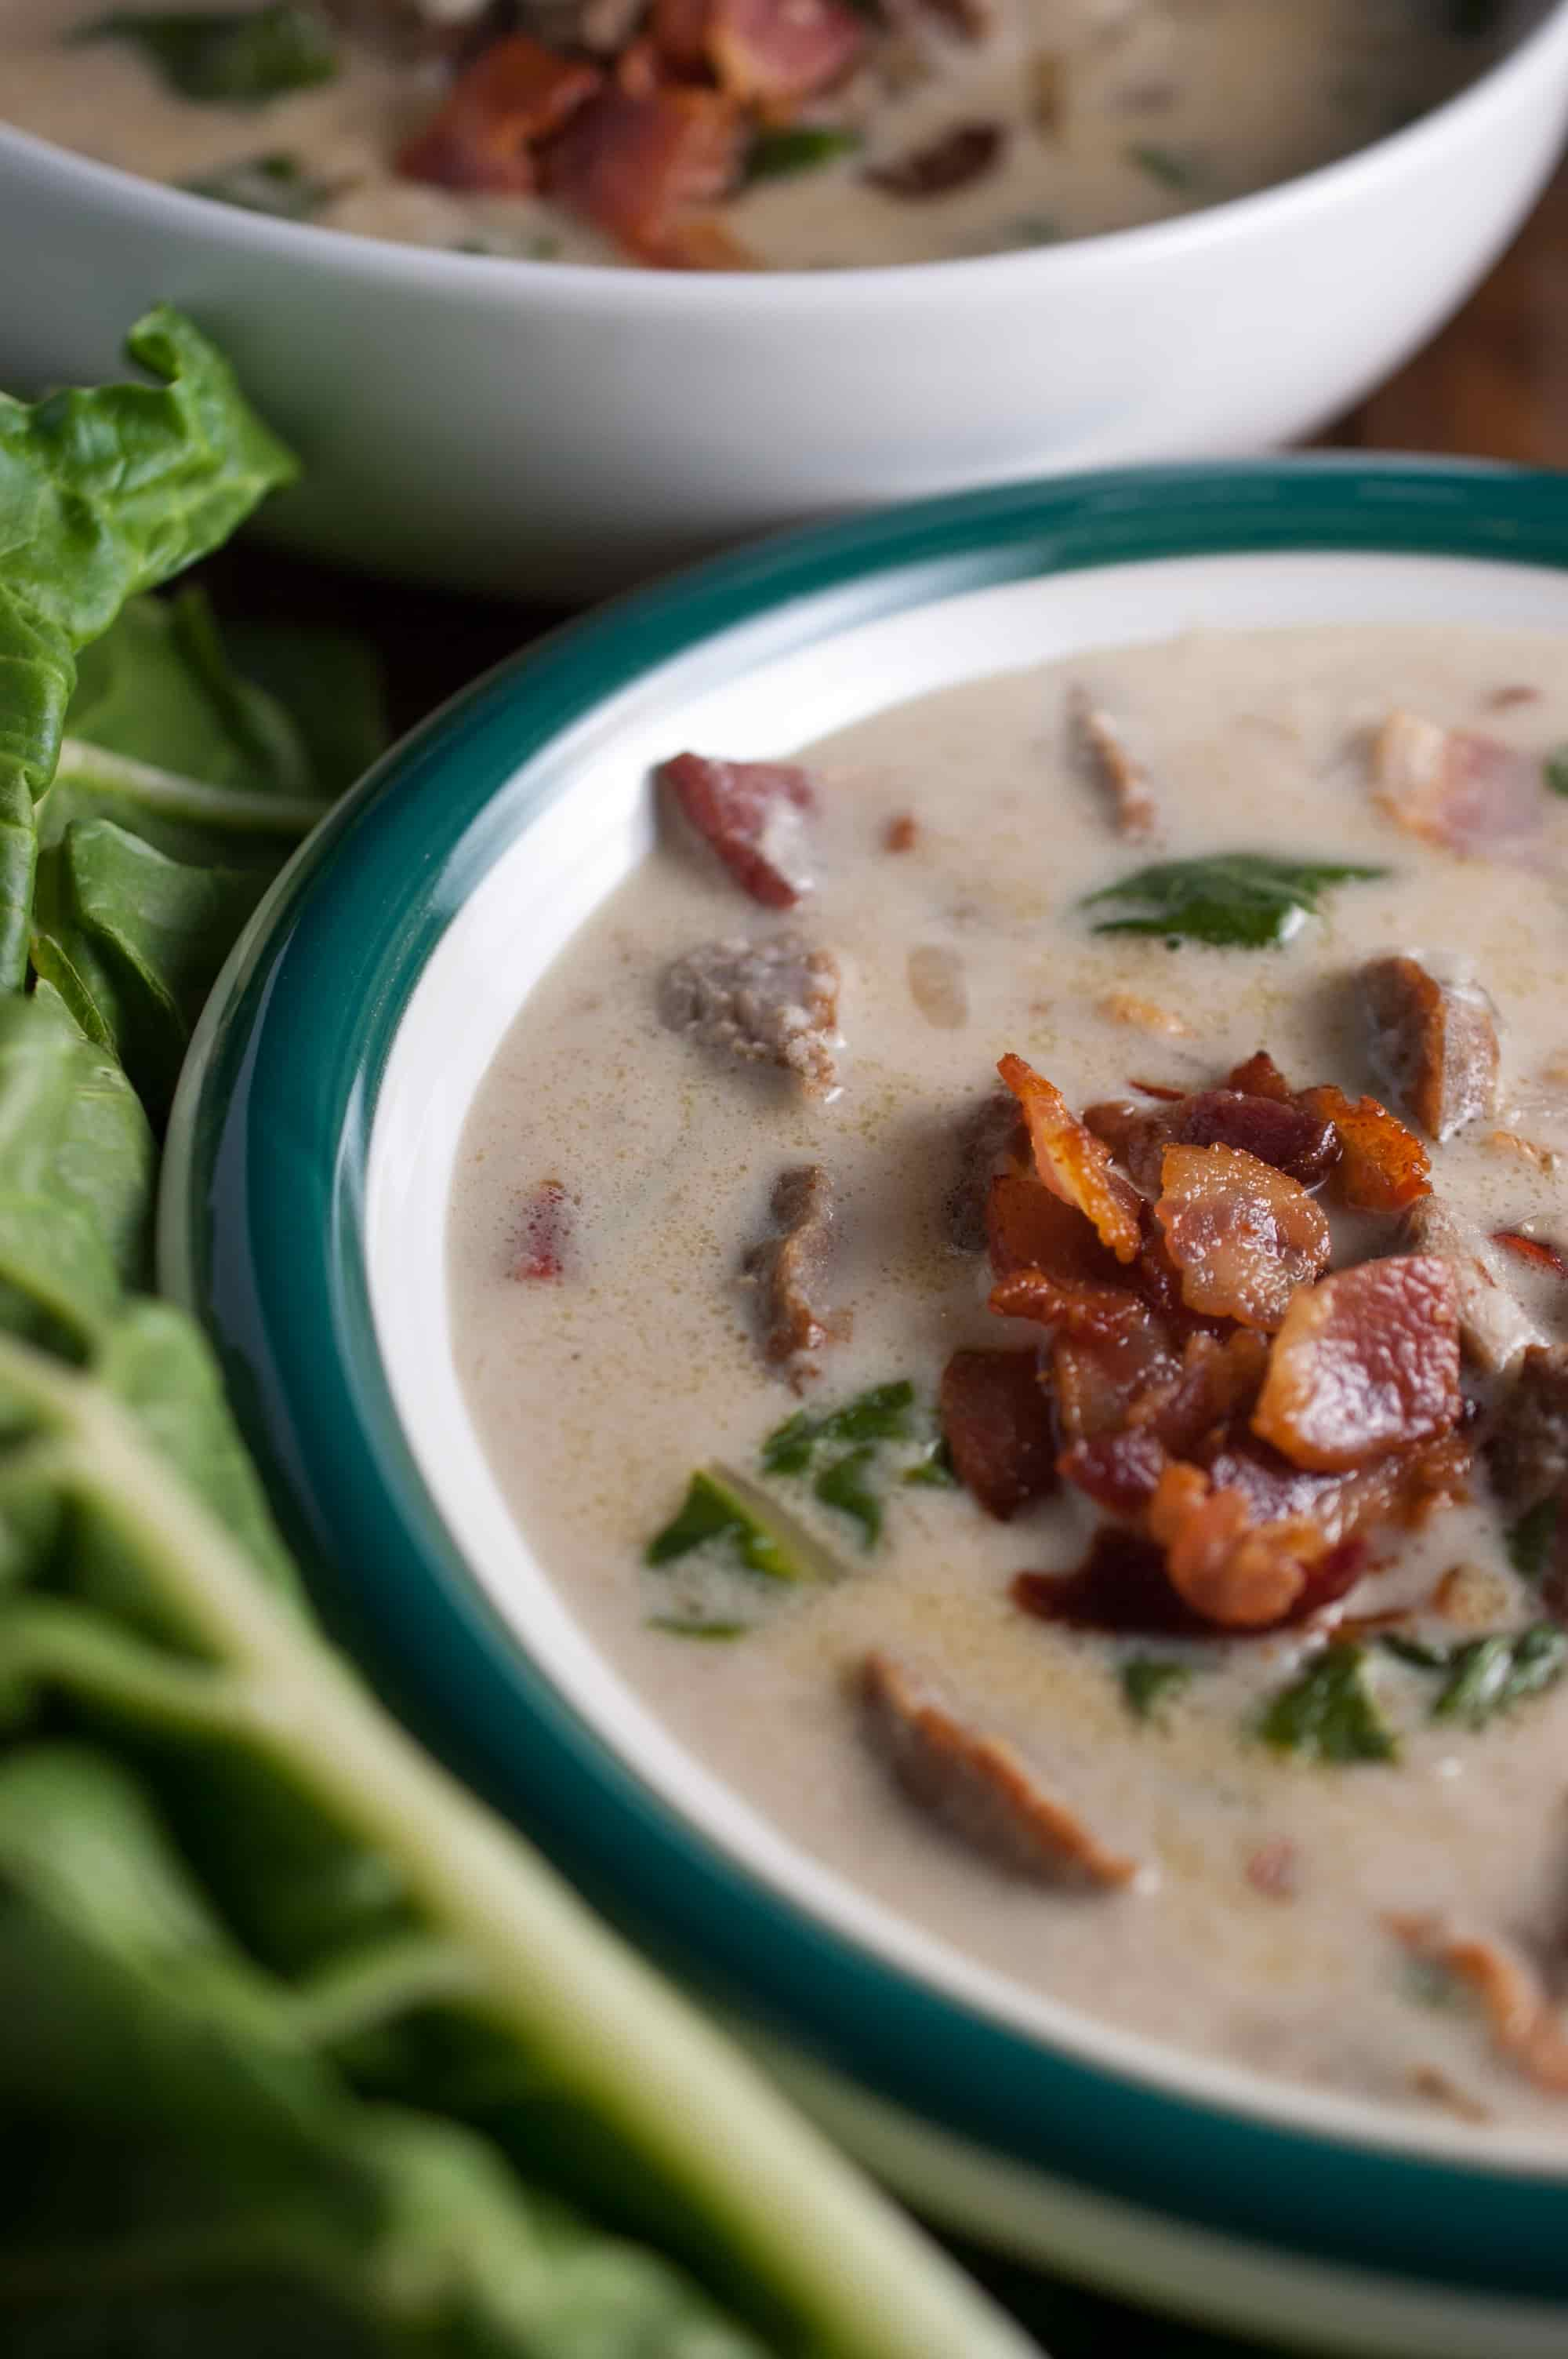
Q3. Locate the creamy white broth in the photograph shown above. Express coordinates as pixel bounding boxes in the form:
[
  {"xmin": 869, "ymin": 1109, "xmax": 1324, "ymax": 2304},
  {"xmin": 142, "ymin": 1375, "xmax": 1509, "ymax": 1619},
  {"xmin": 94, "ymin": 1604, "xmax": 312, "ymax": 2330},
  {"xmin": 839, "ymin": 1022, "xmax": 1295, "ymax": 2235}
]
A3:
[
  {"xmin": 448, "ymin": 625, "xmax": 1568, "ymax": 2135},
  {"xmin": 9, "ymin": 0, "xmax": 1497, "ymax": 267}
]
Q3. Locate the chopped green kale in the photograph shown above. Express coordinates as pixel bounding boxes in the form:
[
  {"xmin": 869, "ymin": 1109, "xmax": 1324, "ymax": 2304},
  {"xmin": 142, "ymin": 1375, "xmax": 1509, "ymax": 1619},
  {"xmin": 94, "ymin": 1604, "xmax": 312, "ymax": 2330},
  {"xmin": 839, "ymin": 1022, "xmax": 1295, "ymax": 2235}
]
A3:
[
  {"xmin": 1432, "ymin": 1625, "xmax": 1567, "ymax": 1728},
  {"xmin": 77, "ymin": 5, "xmax": 339, "ymax": 102},
  {"xmin": 1127, "ymin": 144, "xmax": 1200, "ymax": 191},
  {"xmin": 1508, "ymin": 1494, "xmax": 1562, "ymax": 1579},
  {"xmin": 1085, "ymin": 854, "xmax": 1388, "ymax": 949},
  {"xmin": 1261, "ymin": 1644, "xmax": 1397, "ymax": 1764},
  {"xmin": 903, "ymin": 1438, "xmax": 958, "ymax": 1488},
  {"xmin": 182, "ymin": 152, "xmax": 332, "ymax": 220},
  {"xmin": 746, "ymin": 126, "xmax": 862, "ymax": 183},
  {"xmin": 1120, "ymin": 1658, "xmax": 1192, "ymax": 1722},
  {"xmin": 813, "ymin": 1448, "xmax": 883, "ymax": 1550},
  {"xmin": 1544, "ymin": 747, "xmax": 1568, "ymax": 798},
  {"xmin": 761, "ymin": 1380, "xmax": 915, "ymax": 1475},
  {"xmin": 646, "ymin": 1616, "xmax": 750, "ymax": 1641},
  {"xmin": 646, "ymin": 1470, "xmax": 799, "ymax": 1579}
]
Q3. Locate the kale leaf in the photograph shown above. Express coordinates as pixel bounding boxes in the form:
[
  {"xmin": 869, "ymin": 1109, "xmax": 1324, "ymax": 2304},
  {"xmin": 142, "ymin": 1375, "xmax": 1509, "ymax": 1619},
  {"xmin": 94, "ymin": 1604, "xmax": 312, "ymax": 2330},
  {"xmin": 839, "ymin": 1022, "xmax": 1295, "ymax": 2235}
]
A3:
[
  {"xmin": 1260, "ymin": 1643, "xmax": 1398, "ymax": 1763},
  {"xmin": 1084, "ymin": 853, "xmax": 1388, "ymax": 950},
  {"xmin": 761, "ymin": 1379, "xmax": 916, "ymax": 1474},
  {"xmin": 75, "ymin": 5, "xmax": 339, "ymax": 102},
  {"xmin": 1121, "ymin": 1657, "xmax": 1192, "ymax": 1722}
]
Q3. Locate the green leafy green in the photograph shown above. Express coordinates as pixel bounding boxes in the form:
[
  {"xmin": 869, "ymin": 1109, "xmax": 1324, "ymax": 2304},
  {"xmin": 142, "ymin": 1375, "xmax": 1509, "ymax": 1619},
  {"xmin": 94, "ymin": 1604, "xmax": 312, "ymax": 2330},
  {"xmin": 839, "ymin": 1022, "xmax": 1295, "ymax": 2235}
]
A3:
[
  {"xmin": 903, "ymin": 1438, "xmax": 957, "ymax": 1488},
  {"xmin": 1380, "ymin": 1632, "xmax": 1451, "ymax": 1670},
  {"xmin": 761, "ymin": 1380, "xmax": 915, "ymax": 1476},
  {"xmin": 746, "ymin": 126, "xmax": 862, "ymax": 183},
  {"xmin": 75, "ymin": 5, "xmax": 339, "ymax": 101},
  {"xmin": 182, "ymin": 151, "xmax": 336, "ymax": 219},
  {"xmin": 1544, "ymin": 747, "xmax": 1568, "ymax": 799},
  {"xmin": 0, "ymin": 307, "xmax": 295, "ymax": 989},
  {"xmin": 1120, "ymin": 1658, "xmax": 1192, "ymax": 1723},
  {"xmin": 1084, "ymin": 852, "xmax": 1388, "ymax": 950},
  {"xmin": 1508, "ymin": 1494, "xmax": 1562, "ymax": 1579},
  {"xmin": 1127, "ymin": 144, "xmax": 1200, "ymax": 192},
  {"xmin": 812, "ymin": 1448, "xmax": 883, "ymax": 1550},
  {"xmin": 1260, "ymin": 1644, "xmax": 1398, "ymax": 1764},
  {"xmin": 644, "ymin": 1467, "xmax": 832, "ymax": 1582},
  {"xmin": 1432, "ymin": 1626, "xmax": 1567, "ymax": 1728},
  {"xmin": 646, "ymin": 1616, "xmax": 749, "ymax": 1641}
]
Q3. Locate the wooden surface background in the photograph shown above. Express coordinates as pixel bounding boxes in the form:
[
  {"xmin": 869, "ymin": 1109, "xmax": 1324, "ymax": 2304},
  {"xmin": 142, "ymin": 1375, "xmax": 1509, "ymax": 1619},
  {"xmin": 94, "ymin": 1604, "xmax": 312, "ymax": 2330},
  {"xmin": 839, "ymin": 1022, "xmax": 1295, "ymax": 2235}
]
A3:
[{"xmin": 208, "ymin": 152, "xmax": 1568, "ymax": 2359}]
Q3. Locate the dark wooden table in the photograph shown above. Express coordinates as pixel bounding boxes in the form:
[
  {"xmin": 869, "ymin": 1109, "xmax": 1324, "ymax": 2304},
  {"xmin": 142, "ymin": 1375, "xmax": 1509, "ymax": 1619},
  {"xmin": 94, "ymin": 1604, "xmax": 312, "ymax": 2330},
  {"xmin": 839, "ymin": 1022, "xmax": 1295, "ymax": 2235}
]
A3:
[{"xmin": 206, "ymin": 156, "xmax": 1568, "ymax": 2359}]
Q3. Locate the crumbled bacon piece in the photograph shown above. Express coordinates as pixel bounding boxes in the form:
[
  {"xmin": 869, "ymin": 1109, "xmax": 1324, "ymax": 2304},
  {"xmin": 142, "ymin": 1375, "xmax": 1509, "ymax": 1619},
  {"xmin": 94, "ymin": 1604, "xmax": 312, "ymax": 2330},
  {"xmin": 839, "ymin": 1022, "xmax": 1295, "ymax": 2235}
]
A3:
[
  {"xmin": 1147, "ymin": 1459, "xmax": 1325, "ymax": 1628},
  {"xmin": 985, "ymin": 1174, "xmax": 1123, "ymax": 1285},
  {"xmin": 1096, "ymin": 993, "xmax": 1191, "ymax": 1036},
  {"xmin": 859, "ymin": 1652, "xmax": 1138, "ymax": 1888},
  {"xmin": 867, "ymin": 122, "xmax": 1004, "ymax": 198},
  {"xmin": 1087, "ymin": 1089, "xmax": 1337, "ymax": 1198},
  {"xmin": 1154, "ymin": 1143, "xmax": 1331, "ymax": 1331},
  {"xmin": 1401, "ymin": 1198, "xmax": 1544, "ymax": 1376},
  {"xmin": 1051, "ymin": 1310, "xmax": 1180, "ymax": 1447},
  {"xmin": 741, "ymin": 1164, "xmax": 838, "ymax": 1383},
  {"xmin": 1363, "ymin": 954, "xmax": 1500, "ymax": 1143},
  {"xmin": 1056, "ymin": 1423, "xmax": 1169, "ymax": 1518},
  {"xmin": 546, "ymin": 85, "xmax": 745, "ymax": 262},
  {"xmin": 884, "ymin": 812, "xmax": 918, "ymax": 853},
  {"xmin": 1225, "ymin": 1051, "xmax": 1295, "ymax": 1104},
  {"xmin": 1013, "ymin": 1530, "xmax": 1207, "ymax": 1635},
  {"xmin": 999, "ymin": 1052, "xmax": 1142, "ymax": 1264},
  {"xmin": 945, "ymin": 1089, "xmax": 1026, "ymax": 1253},
  {"xmin": 1387, "ymin": 1917, "xmax": 1568, "ymax": 2097},
  {"xmin": 938, "ymin": 1347, "xmax": 1058, "ymax": 1520},
  {"xmin": 1298, "ymin": 1084, "xmax": 1431, "ymax": 1213},
  {"xmin": 1371, "ymin": 710, "xmax": 1544, "ymax": 861},
  {"xmin": 397, "ymin": 34, "xmax": 601, "ymax": 193},
  {"xmin": 1493, "ymin": 1229, "xmax": 1568, "ymax": 1279},
  {"xmin": 1070, "ymin": 688, "xmax": 1159, "ymax": 840},
  {"xmin": 659, "ymin": 933, "xmax": 840, "ymax": 1096},
  {"xmin": 512, "ymin": 1177, "xmax": 574, "ymax": 1280},
  {"xmin": 658, "ymin": 751, "xmax": 815, "ymax": 908},
  {"xmin": 1250, "ymin": 1256, "xmax": 1461, "ymax": 1474},
  {"xmin": 1128, "ymin": 1078, "xmax": 1188, "ymax": 1102},
  {"xmin": 1082, "ymin": 1096, "xmax": 1163, "ymax": 1190},
  {"xmin": 1127, "ymin": 1329, "xmax": 1270, "ymax": 1456},
  {"xmin": 1245, "ymin": 1838, "xmax": 1300, "ymax": 1900},
  {"xmin": 654, "ymin": 0, "xmax": 865, "ymax": 100}
]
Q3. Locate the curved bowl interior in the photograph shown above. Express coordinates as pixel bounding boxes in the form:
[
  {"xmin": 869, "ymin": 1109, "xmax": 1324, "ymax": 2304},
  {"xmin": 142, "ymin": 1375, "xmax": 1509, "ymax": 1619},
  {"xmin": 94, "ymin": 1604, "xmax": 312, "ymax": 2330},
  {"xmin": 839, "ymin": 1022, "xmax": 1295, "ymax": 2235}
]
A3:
[{"xmin": 165, "ymin": 463, "xmax": 1568, "ymax": 2351}]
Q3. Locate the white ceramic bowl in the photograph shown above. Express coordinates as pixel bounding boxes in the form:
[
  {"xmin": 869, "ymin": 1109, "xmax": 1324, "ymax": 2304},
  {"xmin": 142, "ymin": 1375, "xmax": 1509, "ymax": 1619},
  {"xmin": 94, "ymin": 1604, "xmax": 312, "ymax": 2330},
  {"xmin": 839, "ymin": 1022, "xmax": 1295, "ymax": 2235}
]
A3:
[{"xmin": 5, "ymin": 5, "xmax": 1567, "ymax": 600}]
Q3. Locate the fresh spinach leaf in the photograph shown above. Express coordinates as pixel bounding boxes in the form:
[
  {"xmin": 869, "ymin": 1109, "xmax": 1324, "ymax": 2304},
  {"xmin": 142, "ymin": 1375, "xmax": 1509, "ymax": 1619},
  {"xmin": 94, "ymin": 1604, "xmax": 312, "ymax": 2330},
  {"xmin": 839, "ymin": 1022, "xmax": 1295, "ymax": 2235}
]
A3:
[
  {"xmin": 1127, "ymin": 144, "xmax": 1200, "ymax": 191},
  {"xmin": 645, "ymin": 1467, "xmax": 826, "ymax": 1580},
  {"xmin": 761, "ymin": 1379, "xmax": 916, "ymax": 1475},
  {"xmin": 903, "ymin": 1437, "xmax": 957, "ymax": 1488},
  {"xmin": 1380, "ymin": 1631, "xmax": 1452, "ymax": 1670},
  {"xmin": 746, "ymin": 125, "xmax": 862, "ymax": 182},
  {"xmin": 1544, "ymin": 746, "xmax": 1568, "ymax": 798},
  {"xmin": 75, "ymin": 5, "xmax": 339, "ymax": 101},
  {"xmin": 1432, "ymin": 1625, "xmax": 1567, "ymax": 1728},
  {"xmin": 0, "ymin": 307, "xmax": 295, "ymax": 987},
  {"xmin": 1084, "ymin": 852, "xmax": 1388, "ymax": 949},
  {"xmin": 182, "ymin": 151, "xmax": 335, "ymax": 219},
  {"xmin": 1121, "ymin": 1657, "xmax": 1192, "ymax": 1722},
  {"xmin": 1508, "ymin": 1493, "xmax": 1563, "ymax": 1579},
  {"xmin": 813, "ymin": 1447, "xmax": 883, "ymax": 1550},
  {"xmin": 1261, "ymin": 1644, "xmax": 1397, "ymax": 1763},
  {"xmin": 646, "ymin": 1616, "xmax": 750, "ymax": 1641}
]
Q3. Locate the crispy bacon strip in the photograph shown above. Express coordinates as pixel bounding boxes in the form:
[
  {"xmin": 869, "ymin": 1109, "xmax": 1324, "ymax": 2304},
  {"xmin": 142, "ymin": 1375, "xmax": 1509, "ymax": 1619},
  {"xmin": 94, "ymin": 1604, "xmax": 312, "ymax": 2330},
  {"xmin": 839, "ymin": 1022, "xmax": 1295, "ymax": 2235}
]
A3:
[
  {"xmin": 1087, "ymin": 1089, "xmax": 1336, "ymax": 1197},
  {"xmin": 397, "ymin": 34, "xmax": 601, "ymax": 192},
  {"xmin": 658, "ymin": 751, "xmax": 815, "ymax": 908},
  {"xmin": 1363, "ymin": 954, "xmax": 1500, "ymax": 1143},
  {"xmin": 999, "ymin": 1052, "xmax": 1142, "ymax": 1263},
  {"xmin": 1298, "ymin": 1085, "xmax": 1431, "ymax": 1213},
  {"xmin": 1251, "ymin": 1256, "xmax": 1461, "ymax": 1474},
  {"xmin": 1147, "ymin": 1460, "xmax": 1326, "ymax": 1628},
  {"xmin": 653, "ymin": 0, "xmax": 865, "ymax": 100},
  {"xmin": 1070, "ymin": 688, "xmax": 1158, "ymax": 840},
  {"xmin": 938, "ymin": 1347, "xmax": 1058, "ymax": 1520},
  {"xmin": 512, "ymin": 1177, "xmax": 573, "ymax": 1280},
  {"xmin": 1013, "ymin": 1528, "xmax": 1208, "ymax": 1636},
  {"xmin": 1388, "ymin": 1917, "xmax": 1568, "ymax": 2097},
  {"xmin": 859, "ymin": 1652, "xmax": 1138, "ymax": 1888},
  {"xmin": 985, "ymin": 1169, "xmax": 1120, "ymax": 1283},
  {"xmin": 1493, "ymin": 1229, "xmax": 1568, "ymax": 1279},
  {"xmin": 1371, "ymin": 711, "xmax": 1544, "ymax": 862},
  {"xmin": 546, "ymin": 85, "xmax": 745, "ymax": 262},
  {"xmin": 1225, "ymin": 1051, "xmax": 1295, "ymax": 1104},
  {"xmin": 1154, "ymin": 1143, "xmax": 1331, "ymax": 1331}
]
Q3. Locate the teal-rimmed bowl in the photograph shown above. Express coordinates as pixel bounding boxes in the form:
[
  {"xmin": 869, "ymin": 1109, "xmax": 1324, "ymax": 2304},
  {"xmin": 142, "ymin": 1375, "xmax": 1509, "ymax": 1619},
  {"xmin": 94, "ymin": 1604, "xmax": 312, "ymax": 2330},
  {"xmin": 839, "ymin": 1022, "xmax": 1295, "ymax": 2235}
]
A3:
[{"xmin": 162, "ymin": 462, "xmax": 1568, "ymax": 2359}]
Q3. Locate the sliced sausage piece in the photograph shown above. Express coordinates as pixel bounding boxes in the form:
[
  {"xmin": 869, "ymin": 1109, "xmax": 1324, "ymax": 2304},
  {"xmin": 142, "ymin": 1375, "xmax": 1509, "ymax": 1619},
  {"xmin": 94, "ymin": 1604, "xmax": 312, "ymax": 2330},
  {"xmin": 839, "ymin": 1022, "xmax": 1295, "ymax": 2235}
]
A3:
[
  {"xmin": 1402, "ymin": 1196, "xmax": 1544, "ymax": 1376},
  {"xmin": 944, "ymin": 1087, "xmax": 1026, "ymax": 1252},
  {"xmin": 1370, "ymin": 710, "xmax": 1544, "ymax": 861},
  {"xmin": 659, "ymin": 934, "xmax": 840, "ymax": 1096},
  {"xmin": 1363, "ymin": 954, "xmax": 1500, "ymax": 1142},
  {"xmin": 1250, "ymin": 1256, "xmax": 1461, "ymax": 1474},
  {"xmin": 1069, "ymin": 686, "xmax": 1158, "ymax": 840},
  {"xmin": 1486, "ymin": 1343, "xmax": 1568, "ymax": 1510},
  {"xmin": 938, "ymin": 1346, "xmax": 1058, "ymax": 1519},
  {"xmin": 741, "ymin": 1165, "xmax": 838, "ymax": 1383},
  {"xmin": 858, "ymin": 1652, "xmax": 1138, "ymax": 1888},
  {"xmin": 657, "ymin": 751, "xmax": 816, "ymax": 908}
]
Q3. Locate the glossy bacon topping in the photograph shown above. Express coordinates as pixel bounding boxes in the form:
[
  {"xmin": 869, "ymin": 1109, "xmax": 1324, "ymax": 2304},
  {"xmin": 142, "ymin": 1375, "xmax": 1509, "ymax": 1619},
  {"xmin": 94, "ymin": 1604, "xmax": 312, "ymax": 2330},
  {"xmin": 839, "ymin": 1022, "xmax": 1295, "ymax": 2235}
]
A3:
[
  {"xmin": 653, "ymin": 0, "xmax": 866, "ymax": 100},
  {"xmin": 1154, "ymin": 1143, "xmax": 1331, "ymax": 1331},
  {"xmin": 511, "ymin": 1177, "xmax": 574, "ymax": 1280},
  {"xmin": 1298, "ymin": 1085, "xmax": 1432, "ymax": 1213},
  {"xmin": 938, "ymin": 1347, "xmax": 1058, "ymax": 1521},
  {"xmin": 546, "ymin": 85, "xmax": 745, "ymax": 262},
  {"xmin": 998, "ymin": 1052, "xmax": 1142, "ymax": 1264},
  {"xmin": 1251, "ymin": 1256, "xmax": 1461, "ymax": 1473},
  {"xmin": 397, "ymin": 35, "xmax": 601, "ymax": 193},
  {"xmin": 658, "ymin": 751, "xmax": 815, "ymax": 907}
]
